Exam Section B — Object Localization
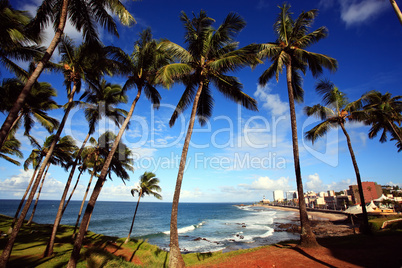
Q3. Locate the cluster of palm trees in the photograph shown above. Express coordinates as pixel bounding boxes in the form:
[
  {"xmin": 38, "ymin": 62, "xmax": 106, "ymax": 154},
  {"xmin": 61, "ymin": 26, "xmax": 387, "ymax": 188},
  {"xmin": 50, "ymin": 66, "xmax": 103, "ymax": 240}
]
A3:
[{"xmin": 0, "ymin": 1, "xmax": 401, "ymax": 268}]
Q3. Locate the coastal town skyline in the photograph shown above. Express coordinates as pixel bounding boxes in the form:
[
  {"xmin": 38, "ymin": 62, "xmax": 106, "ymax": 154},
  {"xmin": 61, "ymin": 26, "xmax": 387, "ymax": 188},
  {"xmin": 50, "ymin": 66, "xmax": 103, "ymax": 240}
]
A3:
[{"xmin": 0, "ymin": 0, "xmax": 401, "ymax": 203}]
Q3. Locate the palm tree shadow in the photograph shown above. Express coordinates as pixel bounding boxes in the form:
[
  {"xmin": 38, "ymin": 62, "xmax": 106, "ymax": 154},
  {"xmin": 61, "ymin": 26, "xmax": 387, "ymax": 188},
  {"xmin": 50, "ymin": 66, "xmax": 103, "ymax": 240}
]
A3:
[
  {"xmin": 129, "ymin": 240, "xmax": 145, "ymax": 262},
  {"xmin": 291, "ymin": 247, "xmax": 336, "ymax": 268},
  {"xmin": 196, "ymin": 252, "xmax": 213, "ymax": 261}
]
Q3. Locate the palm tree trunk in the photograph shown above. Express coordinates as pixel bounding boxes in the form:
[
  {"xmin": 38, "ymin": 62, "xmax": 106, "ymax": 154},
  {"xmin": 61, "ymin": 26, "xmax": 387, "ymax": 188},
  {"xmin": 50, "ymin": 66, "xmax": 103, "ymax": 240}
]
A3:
[
  {"xmin": 285, "ymin": 62, "xmax": 318, "ymax": 247},
  {"xmin": 3, "ymin": 111, "xmax": 24, "ymax": 142},
  {"xmin": 62, "ymin": 168, "xmax": 84, "ymax": 215},
  {"xmin": 67, "ymin": 89, "xmax": 142, "ymax": 268},
  {"xmin": 73, "ymin": 164, "xmax": 97, "ymax": 236},
  {"xmin": 390, "ymin": 0, "xmax": 402, "ymax": 25},
  {"xmin": 27, "ymin": 163, "xmax": 51, "ymax": 225},
  {"xmin": 125, "ymin": 190, "xmax": 142, "ymax": 244},
  {"xmin": 8, "ymin": 156, "xmax": 43, "ymax": 234},
  {"xmin": 169, "ymin": 83, "xmax": 204, "ymax": 268},
  {"xmin": 339, "ymin": 122, "xmax": 370, "ymax": 234},
  {"xmin": 0, "ymin": 84, "xmax": 77, "ymax": 266},
  {"xmin": 0, "ymin": 0, "xmax": 70, "ymax": 149},
  {"xmin": 44, "ymin": 132, "xmax": 91, "ymax": 257}
]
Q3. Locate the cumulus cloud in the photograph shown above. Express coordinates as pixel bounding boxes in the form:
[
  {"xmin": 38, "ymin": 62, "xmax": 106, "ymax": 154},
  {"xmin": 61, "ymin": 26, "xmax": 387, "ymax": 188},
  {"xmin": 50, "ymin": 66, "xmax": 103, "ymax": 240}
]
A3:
[
  {"xmin": 0, "ymin": 169, "xmax": 65, "ymax": 199},
  {"xmin": 254, "ymin": 84, "xmax": 288, "ymax": 116},
  {"xmin": 339, "ymin": 0, "xmax": 388, "ymax": 26},
  {"xmin": 305, "ymin": 174, "xmax": 353, "ymax": 192},
  {"xmin": 0, "ymin": 170, "xmax": 34, "ymax": 196},
  {"xmin": 305, "ymin": 173, "xmax": 323, "ymax": 190},
  {"xmin": 239, "ymin": 176, "xmax": 291, "ymax": 191}
]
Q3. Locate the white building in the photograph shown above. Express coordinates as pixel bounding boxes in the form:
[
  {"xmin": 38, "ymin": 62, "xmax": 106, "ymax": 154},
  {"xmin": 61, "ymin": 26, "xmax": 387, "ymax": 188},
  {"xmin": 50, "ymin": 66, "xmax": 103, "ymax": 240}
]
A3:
[{"xmin": 273, "ymin": 190, "xmax": 284, "ymax": 202}]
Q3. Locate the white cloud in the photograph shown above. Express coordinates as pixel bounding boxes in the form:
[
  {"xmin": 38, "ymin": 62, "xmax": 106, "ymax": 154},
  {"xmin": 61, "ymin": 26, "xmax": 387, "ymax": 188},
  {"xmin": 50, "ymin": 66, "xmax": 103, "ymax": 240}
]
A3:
[
  {"xmin": 0, "ymin": 169, "xmax": 65, "ymax": 199},
  {"xmin": 254, "ymin": 84, "xmax": 288, "ymax": 116},
  {"xmin": 99, "ymin": 183, "xmax": 134, "ymax": 200},
  {"xmin": 339, "ymin": 0, "xmax": 388, "ymax": 26},
  {"xmin": 305, "ymin": 174, "xmax": 353, "ymax": 192},
  {"xmin": 239, "ymin": 176, "xmax": 291, "ymax": 191},
  {"xmin": 305, "ymin": 173, "xmax": 323, "ymax": 190}
]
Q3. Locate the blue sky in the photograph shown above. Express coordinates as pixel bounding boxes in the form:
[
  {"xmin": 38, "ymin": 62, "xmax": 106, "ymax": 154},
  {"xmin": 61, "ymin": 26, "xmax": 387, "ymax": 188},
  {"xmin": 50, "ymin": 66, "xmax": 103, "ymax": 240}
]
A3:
[{"xmin": 0, "ymin": 0, "xmax": 401, "ymax": 203}]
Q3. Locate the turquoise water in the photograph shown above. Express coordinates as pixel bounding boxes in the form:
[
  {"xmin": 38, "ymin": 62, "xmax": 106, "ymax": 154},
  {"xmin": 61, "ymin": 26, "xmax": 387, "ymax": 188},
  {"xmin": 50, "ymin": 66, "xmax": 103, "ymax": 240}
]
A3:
[{"xmin": 0, "ymin": 200, "xmax": 299, "ymax": 252}]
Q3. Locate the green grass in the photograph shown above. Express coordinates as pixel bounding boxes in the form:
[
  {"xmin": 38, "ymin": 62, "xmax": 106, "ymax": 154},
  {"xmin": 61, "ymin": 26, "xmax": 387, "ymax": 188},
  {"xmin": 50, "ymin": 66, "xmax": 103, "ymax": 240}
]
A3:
[
  {"xmin": 369, "ymin": 215, "xmax": 402, "ymax": 231},
  {"xmin": 1, "ymin": 214, "xmax": 402, "ymax": 267}
]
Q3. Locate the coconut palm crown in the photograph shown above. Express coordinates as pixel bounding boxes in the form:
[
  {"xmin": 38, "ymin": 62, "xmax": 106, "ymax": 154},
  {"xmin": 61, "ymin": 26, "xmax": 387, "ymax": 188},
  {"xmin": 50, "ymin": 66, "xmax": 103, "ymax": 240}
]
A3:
[
  {"xmin": 359, "ymin": 91, "xmax": 402, "ymax": 145},
  {"xmin": 157, "ymin": 10, "xmax": 259, "ymax": 126}
]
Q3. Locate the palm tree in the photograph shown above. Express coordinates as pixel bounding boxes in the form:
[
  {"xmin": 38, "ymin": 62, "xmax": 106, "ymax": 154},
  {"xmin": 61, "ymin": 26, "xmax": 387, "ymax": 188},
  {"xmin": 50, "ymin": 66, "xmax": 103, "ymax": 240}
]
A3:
[
  {"xmin": 44, "ymin": 80, "xmax": 128, "ymax": 256},
  {"xmin": 0, "ymin": 0, "xmax": 135, "ymax": 150},
  {"xmin": 0, "ymin": 77, "xmax": 59, "ymax": 138},
  {"xmin": 0, "ymin": 39, "xmax": 117, "ymax": 265},
  {"xmin": 66, "ymin": 29, "xmax": 170, "ymax": 268},
  {"xmin": 156, "ymin": 11, "xmax": 258, "ymax": 267},
  {"xmin": 125, "ymin": 172, "xmax": 162, "ymax": 244},
  {"xmin": 304, "ymin": 79, "xmax": 370, "ymax": 234},
  {"xmin": 67, "ymin": 132, "xmax": 133, "ymax": 268},
  {"xmin": 359, "ymin": 91, "xmax": 402, "ymax": 146},
  {"xmin": 256, "ymin": 4, "xmax": 337, "ymax": 247},
  {"xmin": 0, "ymin": 0, "xmax": 43, "ymax": 79},
  {"xmin": 26, "ymin": 135, "xmax": 76, "ymax": 225}
]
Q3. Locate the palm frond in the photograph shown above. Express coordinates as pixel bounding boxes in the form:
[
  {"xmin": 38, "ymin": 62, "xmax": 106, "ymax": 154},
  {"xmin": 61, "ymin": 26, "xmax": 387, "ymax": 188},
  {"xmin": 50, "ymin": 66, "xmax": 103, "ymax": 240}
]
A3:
[{"xmin": 304, "ymin": 120, "xmax": 334, "ymax": 144}]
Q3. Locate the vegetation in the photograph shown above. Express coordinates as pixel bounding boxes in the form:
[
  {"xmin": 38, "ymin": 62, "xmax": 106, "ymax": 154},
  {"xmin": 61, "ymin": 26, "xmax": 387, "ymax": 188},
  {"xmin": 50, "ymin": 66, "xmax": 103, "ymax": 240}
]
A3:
[
  {"xmin": 0, "ymin": 1, "xmax": 401, "ymax": 267},
  {"xmin": 1, "ymin": 214, "xmax": 401, "ymax": 267}
]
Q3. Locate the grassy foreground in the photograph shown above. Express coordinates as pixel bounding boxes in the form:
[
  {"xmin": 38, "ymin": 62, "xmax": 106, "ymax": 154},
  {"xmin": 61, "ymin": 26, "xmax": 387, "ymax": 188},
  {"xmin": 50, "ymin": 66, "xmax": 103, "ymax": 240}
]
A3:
[{"xmin": 1, "ymin": 214, "xmax": 402, "ymax": 267}]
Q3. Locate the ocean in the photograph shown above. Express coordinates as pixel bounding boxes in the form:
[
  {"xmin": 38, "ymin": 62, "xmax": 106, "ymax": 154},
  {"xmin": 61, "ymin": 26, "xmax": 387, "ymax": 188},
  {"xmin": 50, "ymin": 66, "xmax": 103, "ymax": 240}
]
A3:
[{"xmin": 0, "ymin": 200, "xmax": 299, "ymax": 253}]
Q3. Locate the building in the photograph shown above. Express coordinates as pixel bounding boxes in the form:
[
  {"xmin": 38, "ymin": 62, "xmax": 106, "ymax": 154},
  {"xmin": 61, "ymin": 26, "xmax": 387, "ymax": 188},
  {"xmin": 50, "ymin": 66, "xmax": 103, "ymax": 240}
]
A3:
[
  {"xmin": 348, "ymin": 182, "xmax": 383, "ymax": 205},
  {"xmin": 273, "ymin": 190, "xmax": 284, "ymax": 202}
]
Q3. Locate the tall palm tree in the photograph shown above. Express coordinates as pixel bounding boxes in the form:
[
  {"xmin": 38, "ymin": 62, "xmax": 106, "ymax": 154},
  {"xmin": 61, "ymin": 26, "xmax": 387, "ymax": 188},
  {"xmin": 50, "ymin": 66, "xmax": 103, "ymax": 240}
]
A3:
[
  {"xmin": 0, "ymin": 77, "xmax": 59, "ymax": 138},
  {"xmin": 0, "ymin": 0, "xmax": 135, "ymax": 150},
  {"xmin": 26, "ymin": 135, "xmax": 76, "ymax": 225},
  {"xmin": 67, "ymin": 132, "xmax": 133, "ymax": 268},
  {"xmin": 0, "ymin": 0, "xmax": 43, "ymax": 79},
  {"xmin": 67, "ymin": 28, "xmax": 170, "ymax": 268},
  {"xmin": 304, "ymin": 79, "xmax": 369, "ymax": 234},
  {"xmin": 0, "ymin": 39, "xmax": 115, "ymax": 265},
  {"xmin": 256, "ymin": 3, "xmax": 337, "ymax": 247},
  {"xmin": 156, "ymin": 11, "xmax": 258, "ymax": 267},
  {"xmin": 125, "ymin": 172, "xmax": 162, "ymax": 244},
  {"xmin": 44, "ymin": 79, "xmax": 128, "ymax": 256},
  {"xmin": 359, "ymin": 91, "xmax": 402, "ymax": 146}
]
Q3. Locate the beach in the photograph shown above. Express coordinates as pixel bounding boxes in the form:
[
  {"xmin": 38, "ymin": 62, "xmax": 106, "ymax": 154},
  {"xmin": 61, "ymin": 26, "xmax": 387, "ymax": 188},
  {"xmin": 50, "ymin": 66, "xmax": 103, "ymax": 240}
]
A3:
[{"xmin": 253, "ymin": 204, "xmax": 348, "ymax": 221}]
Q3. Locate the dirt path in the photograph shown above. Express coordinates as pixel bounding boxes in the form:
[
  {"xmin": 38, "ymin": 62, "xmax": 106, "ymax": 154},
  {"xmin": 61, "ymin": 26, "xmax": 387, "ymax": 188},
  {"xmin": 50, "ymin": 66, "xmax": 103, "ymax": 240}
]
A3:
[
  {"xmin": 190, "ymin": 234, "xmax": 401, "ymax": 268},
  {"xmin": 101, "ymin": 241, "xmax": 143, "ymax": 265}
]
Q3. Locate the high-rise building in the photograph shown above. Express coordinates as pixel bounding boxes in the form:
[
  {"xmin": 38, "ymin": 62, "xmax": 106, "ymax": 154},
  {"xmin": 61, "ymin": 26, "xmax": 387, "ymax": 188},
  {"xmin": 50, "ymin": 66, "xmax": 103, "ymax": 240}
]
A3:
[{"xmin": 273, "ymin": 190, "xmax": 284, "ymax": 202}]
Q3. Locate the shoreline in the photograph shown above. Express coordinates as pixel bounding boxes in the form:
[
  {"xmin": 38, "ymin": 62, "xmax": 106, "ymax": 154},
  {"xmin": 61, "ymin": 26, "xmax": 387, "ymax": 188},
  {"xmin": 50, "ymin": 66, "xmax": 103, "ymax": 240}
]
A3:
[{"xmin": 252, "ymin": 204, "xmax": 349, "ymax": 222}]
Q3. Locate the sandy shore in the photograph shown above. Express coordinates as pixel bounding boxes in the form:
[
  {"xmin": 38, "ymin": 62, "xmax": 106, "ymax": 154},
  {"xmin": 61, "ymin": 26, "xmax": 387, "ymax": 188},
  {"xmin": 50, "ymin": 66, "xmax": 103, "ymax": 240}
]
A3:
[{"xmin": 253, "ymin": 204, "xmax": 348, "ymax": 221}]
